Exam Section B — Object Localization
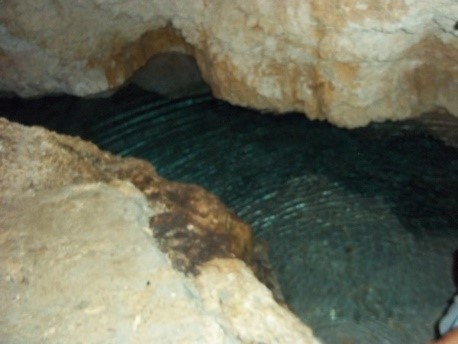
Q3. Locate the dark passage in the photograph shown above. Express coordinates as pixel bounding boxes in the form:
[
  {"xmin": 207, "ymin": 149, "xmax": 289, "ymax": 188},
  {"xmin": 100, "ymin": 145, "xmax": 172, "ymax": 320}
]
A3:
[{"xmin": 1, "ymin": 86, "xmax": 457, "ymax": 343}]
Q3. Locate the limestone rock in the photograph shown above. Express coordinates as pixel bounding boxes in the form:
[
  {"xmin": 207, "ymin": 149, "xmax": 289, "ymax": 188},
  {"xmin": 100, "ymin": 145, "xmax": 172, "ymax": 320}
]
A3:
[
  {"xmin": 0, "ymin": 118, "xmax": 320, "ymax": 343},
  {"xmin": 0, "ymin": 0, "xmax": 457, "ymax": 127},
  {"xmin": 0, "ymin": 117, "xmax": 257, "ymax": 281}
]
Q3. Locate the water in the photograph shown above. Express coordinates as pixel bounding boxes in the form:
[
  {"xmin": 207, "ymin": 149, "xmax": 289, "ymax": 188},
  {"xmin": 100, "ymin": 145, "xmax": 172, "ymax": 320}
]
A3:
[{"xmin": 1, "ymin": 87, "xmax": 457, "ymax": 343}]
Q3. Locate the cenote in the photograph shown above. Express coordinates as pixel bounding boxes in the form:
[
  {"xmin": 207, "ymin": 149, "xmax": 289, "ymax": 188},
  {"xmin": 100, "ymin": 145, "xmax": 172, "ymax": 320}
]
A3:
[{"xmin": 1, "ymin": 85, "xmax": 457, "ymax": 343}]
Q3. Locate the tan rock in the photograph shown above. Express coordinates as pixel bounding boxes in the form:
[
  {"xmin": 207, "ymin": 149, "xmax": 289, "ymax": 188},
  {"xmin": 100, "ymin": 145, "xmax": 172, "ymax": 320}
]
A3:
[
  {"xmin": 196, "ymin": 258, "xmax": 318, "ymax": 343},
  {"xmin": 0, "ymin": 183, "xmax": 237, "ymax": 343},
  {"xmin": 0, "ymin": 1, "xmax": 456, "ymax": 127},
  {"xmin": 0, "ymin": 118, "xmax": 321, "ymax": 343},
  {"xmin": 0, "ymin": 118, "xmax": 254, "ymax": 275}
]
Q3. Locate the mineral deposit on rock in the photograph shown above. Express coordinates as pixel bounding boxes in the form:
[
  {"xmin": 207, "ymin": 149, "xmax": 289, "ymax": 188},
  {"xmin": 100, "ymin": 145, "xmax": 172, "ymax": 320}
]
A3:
[{"xmin": 0, "ymin": 0, "xmax": 457, "ymax": 127}]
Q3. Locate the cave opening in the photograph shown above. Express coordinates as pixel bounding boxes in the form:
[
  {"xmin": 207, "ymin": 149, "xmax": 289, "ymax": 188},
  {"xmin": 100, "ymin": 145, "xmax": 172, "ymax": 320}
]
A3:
[{"xmin": 1, "ymin": 53, "xmax": 457, "ymax": 344}]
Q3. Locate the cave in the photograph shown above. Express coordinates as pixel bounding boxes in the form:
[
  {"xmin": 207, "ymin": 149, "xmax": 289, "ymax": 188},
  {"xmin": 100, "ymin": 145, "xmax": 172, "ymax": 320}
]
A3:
[
  {"xmin": 1, "ymin": 2, "xmax": 458, "ymax": 344},
  {"xmin": 2, "ymin": 54, "xmax": 458, "ymax": 343}
]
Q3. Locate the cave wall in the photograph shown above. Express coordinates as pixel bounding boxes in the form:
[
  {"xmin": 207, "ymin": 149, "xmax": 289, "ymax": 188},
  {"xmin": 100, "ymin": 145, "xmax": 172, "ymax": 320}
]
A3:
[{"xmin": 0, "ymin": 0, "xmax": 457, "ymax": 127}]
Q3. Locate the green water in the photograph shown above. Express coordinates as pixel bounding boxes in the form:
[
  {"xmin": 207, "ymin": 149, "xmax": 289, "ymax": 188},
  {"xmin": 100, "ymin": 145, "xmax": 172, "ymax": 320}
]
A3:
[{"xmin": 2, "ymin": 86, "xmax": 457, "ymax": 343}]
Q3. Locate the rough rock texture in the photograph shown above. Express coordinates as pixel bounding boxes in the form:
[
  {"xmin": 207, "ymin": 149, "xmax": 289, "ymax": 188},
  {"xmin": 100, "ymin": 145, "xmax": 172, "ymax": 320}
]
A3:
[
  {"xmin": 0, "ymin": 184, "xmax": 317, "ymax": 343},
  {"xmin": 0, "ymin": 1, "xmax": 457, "ymax": 127},
  {"xmin": 0, "ymin": 117, "xmax": 254, "ymax": 275},
  {"xmin": 0, "ymin": 118, "xmax": 320, "ymax": 343},
  {"xmin": 0, "ymin": 117, "xmax": 282, "ymax": 294}
]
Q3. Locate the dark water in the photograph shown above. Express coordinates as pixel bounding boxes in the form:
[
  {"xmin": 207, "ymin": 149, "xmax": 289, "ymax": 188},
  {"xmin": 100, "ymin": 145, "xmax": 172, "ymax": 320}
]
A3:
[{"xmin": 2, "ymin": 86, "xmax": 457, "ymax": 343}]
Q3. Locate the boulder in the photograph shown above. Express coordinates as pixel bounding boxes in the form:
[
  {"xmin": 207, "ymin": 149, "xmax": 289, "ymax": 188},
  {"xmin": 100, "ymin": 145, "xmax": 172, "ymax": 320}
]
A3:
[{"xmin": 0, "ymin": 118, "xmax": 321, "ymax": 343}]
